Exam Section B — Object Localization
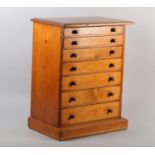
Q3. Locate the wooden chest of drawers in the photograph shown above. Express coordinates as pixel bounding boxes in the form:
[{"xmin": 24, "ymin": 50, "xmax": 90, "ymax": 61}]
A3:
[{"xmin": 28, "ymin": 16, "xmax": 133, "ymax": 140}]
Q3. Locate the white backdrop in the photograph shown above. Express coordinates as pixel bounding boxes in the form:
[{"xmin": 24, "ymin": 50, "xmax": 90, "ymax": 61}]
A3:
[{"xmin": 0, "ymin": 7, "xmax": 154, "ymax": 146}]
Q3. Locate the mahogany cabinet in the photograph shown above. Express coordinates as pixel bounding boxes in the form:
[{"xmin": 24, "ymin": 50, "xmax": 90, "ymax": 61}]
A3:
[{"xmin": 28, "ymin": 16, "xmax": 133, "ymax": 140}]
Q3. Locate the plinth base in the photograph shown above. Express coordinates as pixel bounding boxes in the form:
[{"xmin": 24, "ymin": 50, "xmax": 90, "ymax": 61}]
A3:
[{"xmin": 28, "ymin": 117, "xmax": 128, "ymax": 141}]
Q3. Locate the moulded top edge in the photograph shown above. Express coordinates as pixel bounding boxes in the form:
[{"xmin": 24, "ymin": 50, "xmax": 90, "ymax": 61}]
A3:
[{"xmin": 31, "ymin": 16, "xmax": 134, "ymax": 28}]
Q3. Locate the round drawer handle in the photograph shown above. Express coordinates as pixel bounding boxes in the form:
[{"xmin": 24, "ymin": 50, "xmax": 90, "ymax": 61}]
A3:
[
  {"xmin": 68, "ymin": 114, "xmax": 75, "ymax": 120},
  {"xmin": 109, "ymin": 63, "xmax": 115, "ymax": 68},
  {"xmin": 109, "ymin": 50, "xmax": 115, "ymax": 55},
  {"xmin": 71, "ymin": 41, "xmax": 78, "ymax": 45},
  {"xmin": 72, "ymin": 30, "xmax": 78, "ymax": 34},
  {"xmin": 108, "ymin": 76, "xmax": 114, "ymax": 82},
  {"xmin": 111, "ymin": 28, "xmax": 116, "ymax": 32},
  {"xmin": 107, "ymin": 108, "xmax": 113, "ymax": 114},
  {"xmin": 69, "ymin": 97, "xmax": 76, "ymax": 103},
  {"xmin": 70, "ymin": 53, "xmax": 77, "ymax": 58},
  {"xmin": 70, "ymin": 66, "xmax": 77, "ymax": 72},
  {"xmin": 107, "ymin": 92, "xmax": 114, "ymax": 97},
  {"xmin": 110, "ymin": 39, "xmax": 116, "ymax": 43},
  {"xmin": 69, "ymin": 81, "xmax": 76, "ymax": 87}
]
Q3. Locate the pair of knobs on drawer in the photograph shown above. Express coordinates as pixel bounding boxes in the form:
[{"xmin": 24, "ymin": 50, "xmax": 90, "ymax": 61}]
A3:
[
  {"xmin": 69, "ymin": 63, "xmax": 115, "ymax": 72},
  {"xmin": 71, "ymin": 28, "xmax": 116, "ymax": 34},
  {"xmin": 68, "ymin": 92, "xmax": 114, "ymax": 103},
  {"xmin": 70, "ymin": 50, "xmax": 115, "ymax": 59},
  {"xmin": 68, "ymin": 108, "xmax": 113, "ymax": 120},
  {"xmin": 69, "ymin": 76, "xmax": 114, "ymax": 87},
  {"xmin": 71, "ymin": 38, "xmax": 116, "ymax": 46}
]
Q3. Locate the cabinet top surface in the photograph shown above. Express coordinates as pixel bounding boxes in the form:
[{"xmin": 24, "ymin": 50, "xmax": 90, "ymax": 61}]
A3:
[{"xmin": 32, "ymin": 16, "xmax": 133, "ymax": 27}]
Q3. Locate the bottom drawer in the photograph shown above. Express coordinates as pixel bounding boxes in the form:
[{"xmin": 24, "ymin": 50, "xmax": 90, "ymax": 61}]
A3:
[{"xmin": 61, "ymin": 101, "xmax": 120, "ymax": 125}]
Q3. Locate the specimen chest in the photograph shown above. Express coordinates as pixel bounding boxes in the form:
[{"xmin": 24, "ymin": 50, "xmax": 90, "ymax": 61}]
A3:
[{"xmin": 28, "ymin": 16, "xmax": 133, "ymax": 140}]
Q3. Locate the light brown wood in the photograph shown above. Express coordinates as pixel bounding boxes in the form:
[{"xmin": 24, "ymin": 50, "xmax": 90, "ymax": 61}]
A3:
[
  {"xmin": 62, "ymin": 71, "xmax": 121, "ymax": 91},
  {"xmin": 119, "ymin": 26, "xmax": 126, "ymax": 117},
  {"xmin": 29, "ymin": 17, "xmax": 132, "ymax": 140},
  {"xmin": 64, "ymin": 35, "xmax": 124, "ymax": 49},
  {"xmin": 61, "ymin": 101, "xmax": 120, "ymax": 125},
  {"xmin": 63, "ymin": 46, "xmax": 123, "ymax": 62},
  {"xmin": 28, "ymin": 116, "xmax": 128, "ymax": 140},
  {"xmin": 60, "ymin": 117, "xmax": 128, "ymax": 140},
  {"xmin": 63, "ymin": 58, "xmax": 122, "ymax": 76},
  {"xmin": 31, "ymin": 22, "xmax": 62, "ymax": 127},
  {"xmin": 28, "ymin": 117, "xmax": 60, "ymax": 140},
  {"xmin": 32, "ymin": 16, "xmax": 133, "ymax": 28},
  {"xmin": 62, "ymin": 86, "xmax": 120, "ymax": 108},
  {"xmin": 64, "ymin": 26, "xmax": 123, "ymax": 37}
]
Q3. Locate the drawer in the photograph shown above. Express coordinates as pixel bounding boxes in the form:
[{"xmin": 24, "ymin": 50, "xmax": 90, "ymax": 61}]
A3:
[
  {"xmin": 63, "ymin": 46, "xmax": 123, "ymax": 62},
  {"xmin": 62, "ymin": 86, "xmax": 121, "ymax": 108},
  {"xmin": 64, "ymin": 26, "xmax": 123, "ymax": 37},
  {"xmin": 62, "ymin": 71, "xmax": 121, "ymax": 91},
  {"xmin": 62, "ymin": 58, "xmax": 122, "ymax": 76},
  {"xmin": 61, "ymin": 101, "xmax": 120, "ymax": 125},
  {"xmin": 64, "ymin": 35, "xmax": 124, "ymax": 49}
]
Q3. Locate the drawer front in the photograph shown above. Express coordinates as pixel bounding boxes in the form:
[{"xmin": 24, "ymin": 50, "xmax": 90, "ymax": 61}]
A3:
[
  {"xmin": 61, "ymin": 101, "xmax": 120, "ymax": 125},
  {"xmin": 63, "ymin": 46, "xmax": 123, "ymax": 62},
  {"xmin": 63, "ymin": 58, "xmax": 122, "ymax": 76},
  {"xmin": 62, "ymin": 71, "xmax": 121, "ymax": 91},
  {"xmin": 64, "ymin": 35, "xmax": 124, "ymax": 49},
  {"xmin": 64, "ymin": 26, "xmax": 123, "ymax": 37},
  {"xmin": 62, "ymin": 86, "xmax": 121, "ymax": 108}
]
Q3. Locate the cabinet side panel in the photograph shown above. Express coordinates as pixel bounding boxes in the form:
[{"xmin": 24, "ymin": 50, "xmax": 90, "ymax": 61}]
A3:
[
  {"xmin": 31, "ymin": 22, "xmax": 62, "ymax": 127},
  {"xmin": 119, "ymin": 26, "xmax": 126, "ymax": 116}
]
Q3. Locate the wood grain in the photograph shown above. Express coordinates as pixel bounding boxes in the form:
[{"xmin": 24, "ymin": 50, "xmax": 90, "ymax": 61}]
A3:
[
  {"xmin": 63, "ymin": 46, "xmax": 123, "ymax": 62},
  {"xmin": 28, "ymin": 116, "xmax": 128, "ymax": 140},
  {"xmin": 32, "ymin": 16, "xmax": 133, "ymax": 28},
  {"xmin": 28, "ymin": 17, "xmax": 131, "ymax": 140},
  {"xmin": 64, "ymin": 26, "xmax": 123, "ymax": 37},
  {"xmin": 62, "ymin": 71, "xmax": 122, "ymax": 91},
  {"xmin": 64, "ymin": 35, "xmax": 124, "ymax": 49},
  {"xmin": 28, "ymin": 117, "xmax": 60, "ymax": 140},
  {"xmin": 61, "ymin": 101, "xmax": 120, "ymax": 125},
  {"xmin": 119, "ymin": 26, "xmax": 126, "ymax": 116},
  {"xmin": 60, "ymin": 117, "xmax": 128, "ymax": 140},
  {"xmin": 31, "ymin": 22, "xmax": 62, "ymax": 127},
  {"xmin": 62, "ymin": 86, "xmax": 120, "ymax": 108},
  {"xmin": 63, "ymin": 58, "xmax": 122, "ymax": 76}
]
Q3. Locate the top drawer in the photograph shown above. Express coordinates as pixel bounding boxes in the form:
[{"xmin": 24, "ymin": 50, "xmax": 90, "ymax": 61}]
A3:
[{"xmin": 64, "ymin": 26, "xmax": 124, "ymax": 37}]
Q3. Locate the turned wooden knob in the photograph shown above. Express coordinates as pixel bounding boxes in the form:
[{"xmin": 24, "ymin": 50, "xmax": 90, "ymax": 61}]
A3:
[
  {"xmin": 111, "ymin": 28, "xmax": 116, "ymax": 32},
  {"xmin": 69, "ymin": 97, "xmax": 76, "ymax": 103},
  {"xmin": 72, "ymin": 30, "xmax": 78, "ymax": 34},
  {"xmin": 109, "ymin": 63, "xmax": 115, "ymax": 68},
  {"xmin": 68, "ymin": 114, "xmax": 75, "ymax": 120},
  {"xmin": 110, "ymin": 38, "xmax": 116, "ymax": 43},
  {"xmin": 109, "ymin": 50, "xmax": 115, "ymax": 55},
  {"xmin": 107, "ymin": 109, "xmax": 113, "ymax": 114},
  {"xmin": 69, "ymin": 81, "xmax": 76, "ymax": 87},
  {"xmin": 108, "ymin": 77, "xmax": 114, "ymax": 82},
  {"xmin": 70, "ymin": 66, "xmax": 77, "ymax": 72},
  {"xmin": 71, "ymin": 41, "xmax": 78, "ymax": 45},
  {"xmin": 70, "ymin": 53, "xmax": 77, "ymax": 58},
  {"xmin": 107, "ymin": 92, "xmax": 114, "ymax": 97}
]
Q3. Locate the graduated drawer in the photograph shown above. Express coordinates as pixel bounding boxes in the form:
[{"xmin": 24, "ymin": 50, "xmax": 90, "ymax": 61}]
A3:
[
  {"xmin": 61, "ymin": 101, "xmax": 120, "ymax": 125},
  {"xmin": 62, "ymin": 86, "xmax": 121, "ymax": 108},
  {"xmin": 63, "ymin": 46, "xmax": 123, "ymax": 62},
  {"xmin": 62, "ymin": 58, "xmax": 122, "ymax": 76},
  {"xmin": 64, "ymin": 35, "xmax": 124, "ymax": 49},
  {"xmin": 62, "ymin": 71, "xmax": 121, "ymax": 91},
  {"xmin": 64, "ymin": 26, "xmax": 123, "ymax": 37}
]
